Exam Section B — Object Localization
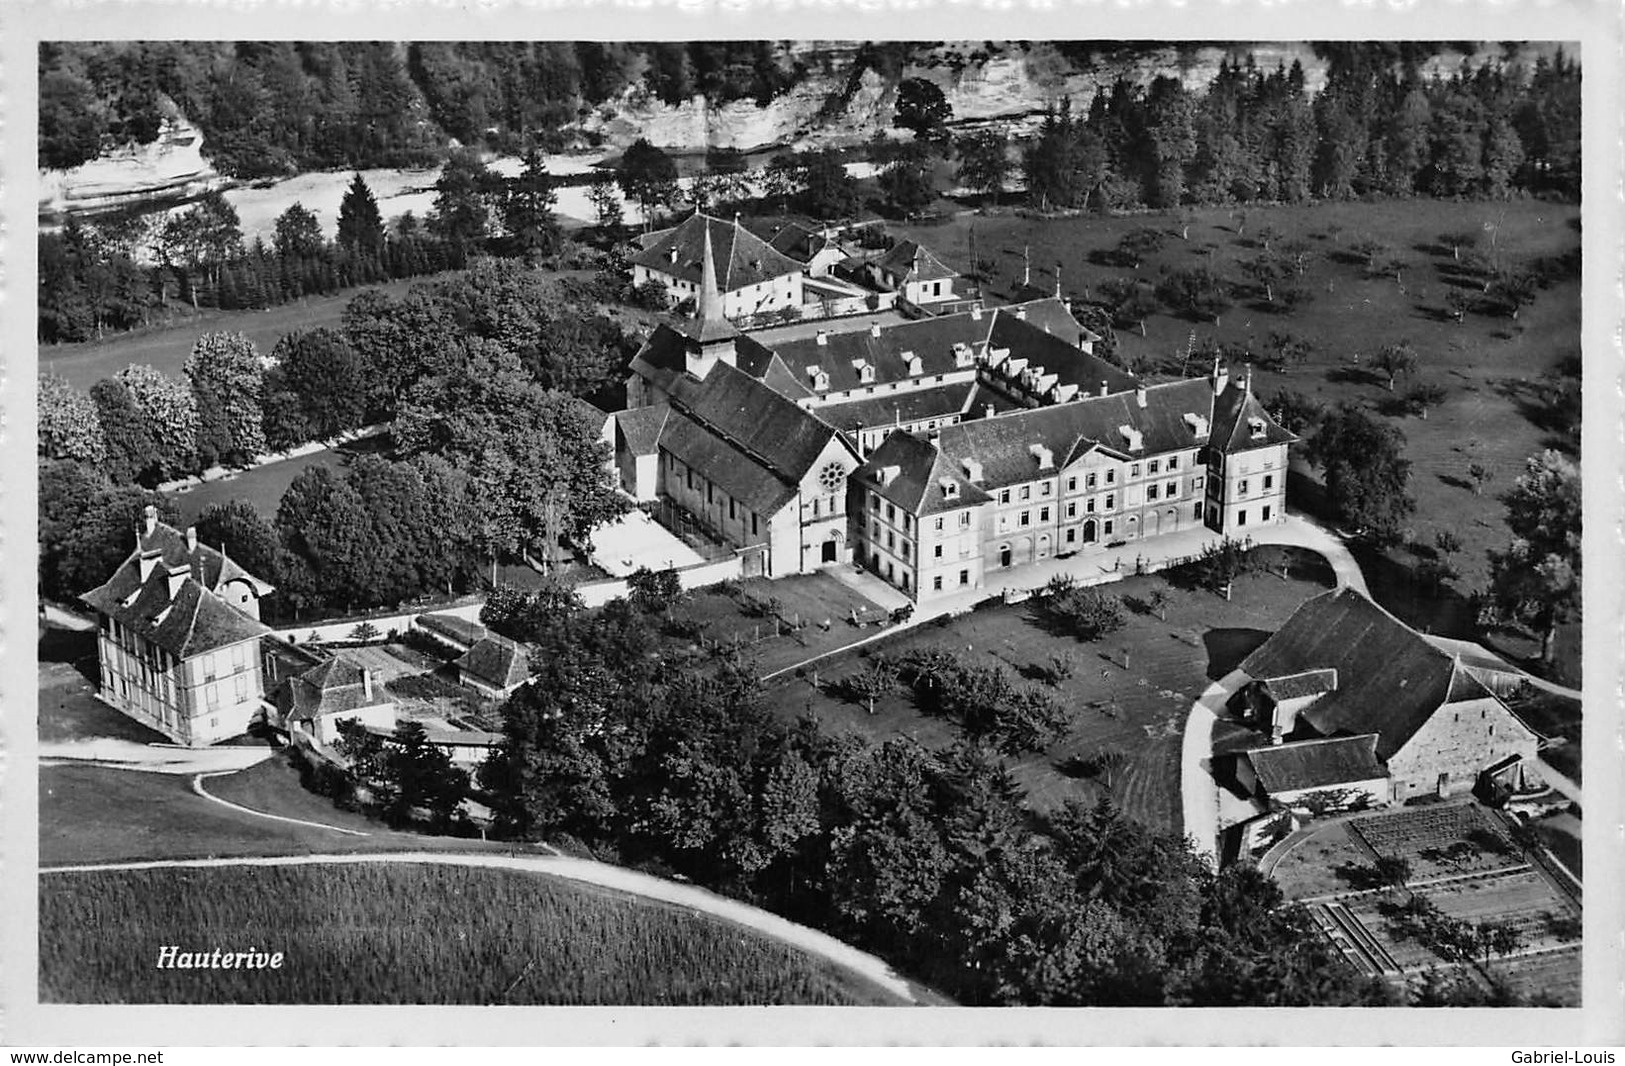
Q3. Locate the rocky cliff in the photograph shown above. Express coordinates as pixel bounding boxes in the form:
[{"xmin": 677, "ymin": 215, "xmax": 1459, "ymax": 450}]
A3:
[{"xmin": 38, "ymin": 116, "xmax": 226, "ymax": 222}]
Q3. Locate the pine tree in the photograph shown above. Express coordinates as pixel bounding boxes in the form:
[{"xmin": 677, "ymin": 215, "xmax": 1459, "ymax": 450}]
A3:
[{"xmin": 337, "ymin": 172, "xmax": 385, "ymax": 253}]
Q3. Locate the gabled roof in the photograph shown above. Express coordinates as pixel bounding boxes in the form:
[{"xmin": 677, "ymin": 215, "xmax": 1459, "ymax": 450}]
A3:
[
  {"xmin": 456, "ymin": 636, "xmax": 532, "ymax": 689},
  {"xmin": 878, "ymin": 239, "xmax": 959, "ymax": 284},
  {"xmin": 983, "ymin": 311, "xmax": 1134, "ymax": 401},
  {"xmin": 1211, "ymin": 372, "xmax": 1299, "ymax": 452},
  {"xmin": 764, "ymin": 309, "xmax": 994, "ymax": 393},
  {"xmin": 1244, "ymin": 734, "xmax": 1387, "ymax": 793},
  {"xmin": 756, "ymin": 220, "xmax": 843, "ymax": 264},
  {"xmin": 614, "ymin": 403, "xmax": 671, "ymax": 457},
  {"xmin": 1240, "ymin": 587, "xmax": 1497, "ymax": 760},
  {"xmin": 929, "ymin": 377, "xmax": 1220, "ymax": 491},
  {"xmin": 665, "ymin": 361, "xmax": 845, "ymax": 488},
  {"xmin": 631, "ymin": 211, "xmax": 804, "ymax": 292},
  {"xmin": 1000, "ymin": 296, "xmax": 1103, "ymax": 348},
  {"xmin": 814, "ymin": 381, "xmax": 978, "ymax": 436},
  {"xmin": 858, "ymin": 428, "xmax": 993, "ymax": 516},
  {"xmin": 278, "ymin": 655, "xmax": 391, "ymax": 724},
  {"xmin": 80, "ymin": 517, "xmax": 273, "ymax": 660}
]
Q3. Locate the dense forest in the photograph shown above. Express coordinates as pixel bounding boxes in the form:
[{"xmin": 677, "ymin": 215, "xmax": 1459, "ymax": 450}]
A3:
[
  {"xmin": 40, "ymin": 41, "xmax": 1579, "ymax": 203},
  {"xmin": 38, "ymin": 41, "xmax": 818, "ymax": 174}
]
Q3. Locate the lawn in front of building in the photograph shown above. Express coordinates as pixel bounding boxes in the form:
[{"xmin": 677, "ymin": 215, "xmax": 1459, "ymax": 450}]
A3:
[
  {"xmin": 665, "ymin": 570, "xmax": 895, "ymax": 676},
  {"xmin": 765, "ymin": 545, "xmax": 1337, "ymax": 833}
]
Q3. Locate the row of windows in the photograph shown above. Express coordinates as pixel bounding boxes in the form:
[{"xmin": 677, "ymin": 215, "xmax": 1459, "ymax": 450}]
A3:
[
  {"xmin": 1235, "ymin": 474, "xmax": 1276, "ymax": 497},
  {"xmin": 679, "ymin": 459, "xmax": 764, "ymax": 536}
]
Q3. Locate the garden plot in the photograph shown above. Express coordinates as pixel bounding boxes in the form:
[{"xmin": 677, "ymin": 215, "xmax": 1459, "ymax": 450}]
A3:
[{"xmin": 1347, "ymin": 802, "xmax": 1527, "ymax": 882}]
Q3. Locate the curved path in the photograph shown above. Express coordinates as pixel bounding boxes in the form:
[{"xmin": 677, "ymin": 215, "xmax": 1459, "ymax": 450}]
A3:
[
  {"xmin": 1179, "ymin": 512, "xmax": 1365, "ymax": 868},
  {"xmin": 40, "ymin": 852, "xmax": 921, "ymax": 1005},
  {"xmin": 1180, "ymin": 669, "xmax": 1249, "ymax": 868},
  {"xmin": 191, "ymin": 770, "xmax": 369, "ymax": 837}
]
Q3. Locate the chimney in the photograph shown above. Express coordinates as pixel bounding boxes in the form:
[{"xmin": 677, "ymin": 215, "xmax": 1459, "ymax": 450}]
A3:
[
  {"xmin": 983, "ymin": 403, "xmax": 996, "ymax": 419},
  {"xmin": 1212, "ymin": 355, "xmax": 1229, "ymax": 396},
  {"xmin": 871, "ymin": 322, "xmax": 883, "ymax": 338},
  {"xmin": 143, "ymin": 503, "xmax": 158, "ymax": 537},
  {"xmin": 1099, "ymin": 380, "xmax": 1109, "ymax": 398},
  {"xmin": 1055, "ymin": 262, "xmax": 1063, "ymax": 299},
  {"xmin": 1136, "ymin": 384, "xmax": 1148, "ymax": 408},
  {"xmin": 1243, "ymin": 362, "xmax": 1254, "ymax": 396},
  {"xmin": 1015, "ymin": 306, "xmax": 1028, "ymax": 321},
  {"xmin": 668, "ymin": 247, "xmax": 679, "ymax": 263},
  {"xmin": 363, "ymin": 668, "xmax": 374, "ymax": 702},
  {"xmin": 970, "ymin": 305, "xmax": 982, "ymax": 321},
  {"xmin": 186, "ymin": 525, "xmax": 198, "ymax": 554},
  {"xmin": 816, "ymin": 330, "xmax": 828, "ymax": 346}
]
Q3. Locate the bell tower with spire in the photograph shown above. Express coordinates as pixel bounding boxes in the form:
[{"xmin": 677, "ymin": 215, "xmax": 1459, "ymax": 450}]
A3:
[{"xmin": 682, "ymin": 224, "xmax": 740, "ymax": 380}]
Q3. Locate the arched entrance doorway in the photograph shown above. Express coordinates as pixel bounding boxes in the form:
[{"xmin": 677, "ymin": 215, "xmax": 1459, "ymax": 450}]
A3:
[
  {"xmin": 821, "ymin": 530, "xmax": 843, "ymax": 564},
  {"xmin": 1083, "ymin": 519, "xmax": 1098, "ymax": 544}
]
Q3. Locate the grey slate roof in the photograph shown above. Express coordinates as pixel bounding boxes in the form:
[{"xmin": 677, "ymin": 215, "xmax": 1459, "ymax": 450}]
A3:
[
  {"xmin": 456, "ymin": 636, "xmax": 532, "ymax": 690},
  {"xmin": 1240, "ymin": 587, "xmax": 1495, "ymax": 760},
  {"xmin": 278, "ymin": 655, "xmax": 390, "ymax": 724},
  {"xmin": 859, "ymin": 429, "xmax": 994, "ymax": 517},
  {"xmin": 666, "ymin": 361, "xmax": 844, "ymax": 490},
  {"xmin": 80, "ymin": 519, "xmax": 274, "ymax": 660},
  {"xmin": 631, "ymin": 212, "xmax": 804, "ymax": 291},
  {"xmin": 1244, "ymin": 734, "xmax": 1387, "ymax": 793},
  {"xmin": 614, "ymin": 403, "xmax": 671, "ymax": 457},
  {"xmin": 1211, "ymin": 372, "xmax": 1299, "ymax": 452},
  {"xmin": 878, "ymin": 239, "xmax": 959, "ymax": 284},
  {"xmin": 927, "ymin": 377, "xmax": 1220, "ymax": 491},
  {"xmin": 814, "ymin": 381, "xmax": 978, "ymax": 435}
]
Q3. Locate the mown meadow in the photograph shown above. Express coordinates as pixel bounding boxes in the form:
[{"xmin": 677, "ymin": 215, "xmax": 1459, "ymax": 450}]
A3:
[{"xmin": 40, "ymin": 862, "xmax": 904, "ymax": 1005}]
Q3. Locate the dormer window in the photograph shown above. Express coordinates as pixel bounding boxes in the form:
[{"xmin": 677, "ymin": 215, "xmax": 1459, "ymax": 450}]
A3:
[
  {"xmin": 807, "ymin": 366, "xmax": 830, "ymax": 391},
  {"xmin": 1118, "ymin": 425, "xmax": 1144, "ymax": 451},
  {"xmin": 952, "ymin": 342, "xmax": 974, "ymax": 367},
  {"xmin": 1184, "ymin": 413, "xmax": 1210, "ymax": 438},
  {"xmin": 854, "ymin": 360, "xmax": 875, "ymax": 384},
  {"xmin": 1029, "ymin": 443, "xmax": 1054, "ymax": 469},
  {"xmin": 940, "ymin": 477, "xmax": 960, "ymax": 500},
  {"xmin": 906, "ymin": 356, "xmax": 923, "ymax": 376},
  {"xmin": 1249, "ymin": 417, "xmax": 1267, "ymax": 440}
]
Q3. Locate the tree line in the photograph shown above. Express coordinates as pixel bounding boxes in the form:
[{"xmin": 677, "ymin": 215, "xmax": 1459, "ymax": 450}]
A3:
[
  {"xmin": 39, "ymin": 41, "xmax": 811, "ymax": 175},
  {"xmin": 39, "ymin": 259, "xmax": 635, "ymax": 619},
  {"xmin": 39, "ymin": 175, "xmax": 468, "ymax": 345},
  {"xmin": 992, "ymin": 50, "xmax": 1579, "ymax": 211},
  {"xmin": 384, "ymin": 577, "xmax": 1536, "ymax": 1005}
]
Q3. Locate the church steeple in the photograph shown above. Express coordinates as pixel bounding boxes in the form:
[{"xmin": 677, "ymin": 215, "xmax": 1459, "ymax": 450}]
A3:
[
  {"xmin": 699, "ymin": 224, "xmax": 726, "ymax": 332},
  {"xmin": 681, "ymin": 219, "xmax": 740, "ymax": 379}
]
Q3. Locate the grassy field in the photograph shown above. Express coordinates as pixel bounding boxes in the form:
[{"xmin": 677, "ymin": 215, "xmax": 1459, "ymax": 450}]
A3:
[
  {"xmin": 164, "ymin": 432, "xmax": 392, "ymax": 524},
  {"xmin": 767, "ymin": 545, "xmax": 1335, "ymax": 831},
  {"xmin": 667, "ymin": 571, "xmax": 893, "ymax": 675},
  {"xmin": 39, "ymin": 862, "xmax": 903, "ymax": 1005},
  {"xmin": 39, "ymin": 275, "xmax": 443, "ymax": 390},
  {"xmin": 903, "ymin": 200, "xmax": 1581, "ymax": 676}
]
